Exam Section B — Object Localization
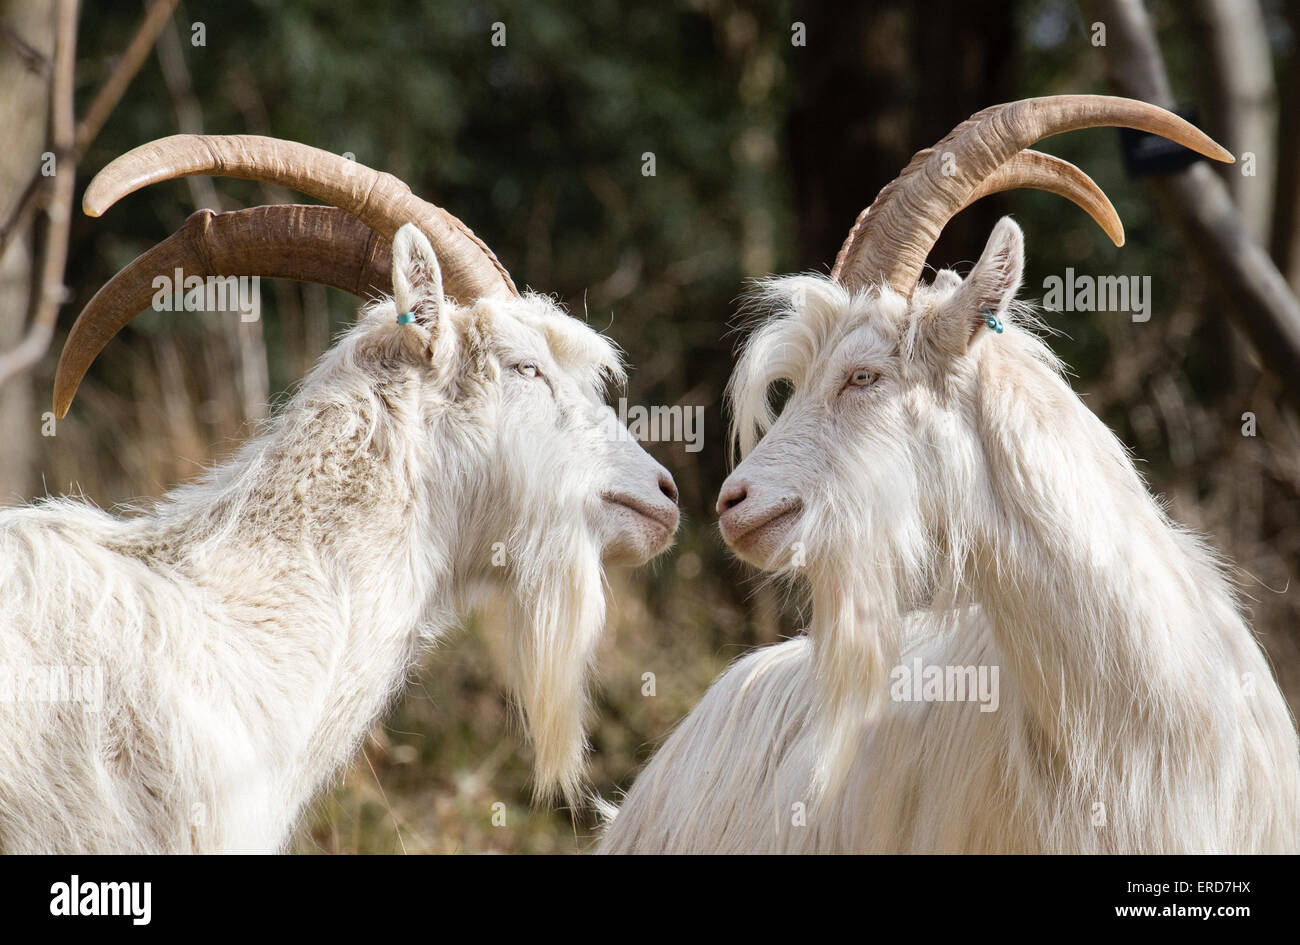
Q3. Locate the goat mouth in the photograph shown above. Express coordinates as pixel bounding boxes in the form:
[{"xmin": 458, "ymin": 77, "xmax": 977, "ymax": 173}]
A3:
[
  {"xmin": 726, "ymin": 499, "xmax": 803, "ymax": 550},
  {"xmin": 601, "ymin": 493, "xmax": 678, "ymax": 534}
]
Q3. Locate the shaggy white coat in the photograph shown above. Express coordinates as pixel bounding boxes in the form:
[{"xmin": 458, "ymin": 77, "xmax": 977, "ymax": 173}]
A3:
[
  {"xmin": 601, "ymin": 218, "xmax": 1300, "ymax": 853},
  {"xmin": 0, "ymin": 226, "xmax": 666, "ymax": 852}
]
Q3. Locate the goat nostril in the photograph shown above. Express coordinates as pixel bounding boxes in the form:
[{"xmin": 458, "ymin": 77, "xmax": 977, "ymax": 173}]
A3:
[
  {"xmin": 717, "ymin": 482, "xmax": 748, "ymax": 516},
  {"xmin": 658, "ymin": 473, "xmax": 678, "ymax": 504}
]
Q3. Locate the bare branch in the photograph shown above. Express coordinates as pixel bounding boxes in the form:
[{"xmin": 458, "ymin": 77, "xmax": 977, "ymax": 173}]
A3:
[
  {"xmin": 74, "ymin": 0, "xmax": 180, "ymax": 157},
  {"xmin": 0, "ymin": 0, "xmax": 179, "ymax": 261},
  {"xmin": 1189, "ymin": 0, "xmax": 1276, "ymax": 244},
  {"xmin": 154, "ymin": 9, "xmax": 220, "ymax": 212},
  {"xmin": 1082, "ymin": 0, "xmax": 1300, "ymax": 406},
  {"xmin": 0, "ymin": 0, "xmax": 181, "ymax": 389},
  {"xmin": 0, "ymin": 170, "xmax": 47, "ymax": 262},
  {"xmin": 0, "ymin": 0, "xmax": 78, "ymax": 390}
]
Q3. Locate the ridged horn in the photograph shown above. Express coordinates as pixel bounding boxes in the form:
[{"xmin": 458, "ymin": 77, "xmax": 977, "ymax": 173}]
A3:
[
  {"xmin": 53, "ymin": 204, "xmax": 392, "ymax": 418},
  {"xmin": 83, "ymin": 134, "xmax": 517, "ymax": 302},
  {"xmin": 962, "ymin": 150, "xmax": 1124, "ymax": 247},
  {"xmin": 832, "ymin": 95, "xmax": 1232, "ymax": 296}
]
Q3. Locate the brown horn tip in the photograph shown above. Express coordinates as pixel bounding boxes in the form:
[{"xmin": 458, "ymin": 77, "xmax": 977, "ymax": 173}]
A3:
[{"xmin": 965, "ymin": 150, "xmax": 1125, "ymax": 248}]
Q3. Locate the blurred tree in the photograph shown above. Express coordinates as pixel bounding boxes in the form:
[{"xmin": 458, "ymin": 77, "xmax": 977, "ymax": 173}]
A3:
[{"xmin": 0, "ymin": 0, "xmax": 53, "ymax": 503}]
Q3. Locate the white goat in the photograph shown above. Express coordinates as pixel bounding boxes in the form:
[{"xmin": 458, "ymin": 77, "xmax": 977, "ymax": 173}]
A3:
[
  {"xmin": 601, "ymin": 96, "xmax": 1300, "ymax": 854},
  {"xmin": 0, "ymin": 137, "xmax": 678, "ymax": 853}
]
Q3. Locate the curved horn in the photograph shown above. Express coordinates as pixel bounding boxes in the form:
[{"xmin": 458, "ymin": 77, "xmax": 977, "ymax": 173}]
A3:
[
  {"xmin": 53, "ymin": 205, "xmax": 392, "ymax": 418},
  {"xmin": 963, "ymin": 149, "xmax": 1124, "ymax": 247},
  {"xmin": 83, "ymin": 134, "xmax": 517, "ymax": 302},
  {"xmin": 832, "ymin": 95, "xmax": 1232, "ymax": 296}
]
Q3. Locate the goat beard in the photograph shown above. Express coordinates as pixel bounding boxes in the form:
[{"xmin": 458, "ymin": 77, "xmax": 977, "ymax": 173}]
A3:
[
  {"xmin": 804, "ymin": 581, "xmax": 902, "ymax": 801},
  {"xmin": 797, "ymin": 477, "xmax": 935, "ymax": 802},
  {"xmin": 504, "ymin": 530, "xmax": 606, "ymax": 807}
]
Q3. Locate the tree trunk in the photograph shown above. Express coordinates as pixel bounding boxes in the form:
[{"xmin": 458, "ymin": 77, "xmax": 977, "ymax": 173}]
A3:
[{"xmin": 0, "ymin": 0, "xmax": 54, "ymax": 504}]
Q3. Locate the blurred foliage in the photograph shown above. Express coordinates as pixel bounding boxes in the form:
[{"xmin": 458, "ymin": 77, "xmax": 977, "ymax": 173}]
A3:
[{"xmin": 26, "ymin": 0, "xmax": 1300, "ymax": 850}]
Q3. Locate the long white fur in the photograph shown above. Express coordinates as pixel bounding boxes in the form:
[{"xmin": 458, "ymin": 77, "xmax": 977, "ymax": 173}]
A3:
[
  {"xmin": 0, "ymin": 225, "xmax": 653, "ymax": 852},
  {"xmin": 601, "ymin": 218, "xmax": 1300, "ymax": 853}
]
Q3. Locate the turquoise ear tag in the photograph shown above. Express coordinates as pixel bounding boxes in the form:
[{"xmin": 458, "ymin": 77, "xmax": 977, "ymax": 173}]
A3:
[
  {"xmin": 981, "ymin": 309, "xmax": 1004, "ymax": 334},
  {"xmin": 396, "ymin": 312, "xmax": 416, "ymax": 325}
]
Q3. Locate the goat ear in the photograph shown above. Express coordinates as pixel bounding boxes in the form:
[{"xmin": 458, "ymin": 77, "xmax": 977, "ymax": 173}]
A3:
[
  {"xmin": 392, "ymin": 223, "xmax": 446, "ymax": 329},
  {"xmin": 937, "ymin": 216, "xmax": 1023, "ymax": 354}
]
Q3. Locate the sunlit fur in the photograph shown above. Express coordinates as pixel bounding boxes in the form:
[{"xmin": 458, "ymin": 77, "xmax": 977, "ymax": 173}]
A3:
[
  {"xmin": 602, "ymin": 218, "xmax": 1300, "ymax": 853},
  {"xmin": 0, "ymin": 225, "xmax": 674, "ymax": 853}
]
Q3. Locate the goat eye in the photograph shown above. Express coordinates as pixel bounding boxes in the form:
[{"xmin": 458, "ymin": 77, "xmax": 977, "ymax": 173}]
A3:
[
  {"xmin": 846, "ymin": 368, "xmax": 879, "ymax": 389},
  {"xmin": 516, "ymin": 361, "xmax": 540, "ymax": 379}
]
